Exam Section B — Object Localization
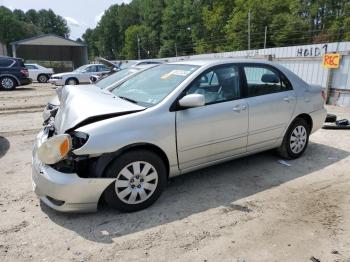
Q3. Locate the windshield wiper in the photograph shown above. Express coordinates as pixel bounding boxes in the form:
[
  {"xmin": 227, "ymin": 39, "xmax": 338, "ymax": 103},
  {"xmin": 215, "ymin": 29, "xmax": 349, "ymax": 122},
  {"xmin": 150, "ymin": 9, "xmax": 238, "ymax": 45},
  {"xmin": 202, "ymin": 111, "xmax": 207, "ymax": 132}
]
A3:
[{"xmin": 118, "ymin": 96, "xmax": 138, "ymax": 104}]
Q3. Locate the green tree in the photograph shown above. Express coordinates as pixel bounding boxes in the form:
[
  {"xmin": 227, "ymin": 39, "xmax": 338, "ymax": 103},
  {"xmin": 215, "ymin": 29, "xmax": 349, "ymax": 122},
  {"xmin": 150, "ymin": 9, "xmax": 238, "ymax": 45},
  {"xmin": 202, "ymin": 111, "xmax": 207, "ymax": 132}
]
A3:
[
  {"xmin": 123, "ymin": 24, "xmax": 157, "ymax": 59},
  {"xmin": 160, "ymin": 0, "xmax": 195, "ymax": 57},
  {"xmin": 193, "ymin": 0, "xmax": 234, "ymax": 53},
  {"xmin": 82, "ymin": 28, "xmax": 99, "ymax": 59},
  {"xmin": 0, "ymin": 6, "xmax": 41, "ymax": 54}
]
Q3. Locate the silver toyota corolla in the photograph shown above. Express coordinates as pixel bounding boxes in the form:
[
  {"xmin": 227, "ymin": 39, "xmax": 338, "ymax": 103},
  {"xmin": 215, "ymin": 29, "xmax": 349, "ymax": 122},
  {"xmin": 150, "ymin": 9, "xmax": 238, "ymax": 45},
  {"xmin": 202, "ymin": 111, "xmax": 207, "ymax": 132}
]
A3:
[{"xmin": 32, "ymin": 60, "xmax": 326, "ymax": 213}]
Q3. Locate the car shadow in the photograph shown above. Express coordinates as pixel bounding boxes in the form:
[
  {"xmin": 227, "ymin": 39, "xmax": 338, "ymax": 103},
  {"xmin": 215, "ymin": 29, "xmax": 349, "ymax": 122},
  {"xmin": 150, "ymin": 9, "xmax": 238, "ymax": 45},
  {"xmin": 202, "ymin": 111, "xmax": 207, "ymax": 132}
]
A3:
[
  {"xmin": 13, "ymin": 87, "xmax": 36, "ymax": 91},
  {"xmin": 42, "ymin": 141, "xmax": 349, "ymax": 243},
  {"xmin": 0, "ymin": 136, "xmax": 10, "ymax": 159}
]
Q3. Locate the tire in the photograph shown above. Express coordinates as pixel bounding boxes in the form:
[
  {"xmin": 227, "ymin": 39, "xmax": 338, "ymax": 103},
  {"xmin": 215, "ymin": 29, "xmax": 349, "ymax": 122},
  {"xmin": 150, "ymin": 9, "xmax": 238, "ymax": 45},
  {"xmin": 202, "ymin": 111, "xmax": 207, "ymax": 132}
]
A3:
[
  {"xmin": 104, "ymin": 149, "xmax": 167, "ymax": 212},
  {"xmin": 277, "ymin": 118, "xmax": 310, "ymax": 159},
  {"xmin": 65, "ymin": 78, "xmax": 78, "ymax": 85},
  {"xmin": 37, "ymin": 74, "xmax": 49, "ymax": 83},
  {"xmin": 0, "ymin": 76, "xmax": 17, "ymax": 90},
  {"xmin": 325, "ymin": 113, "xmax": 337, "ymax": 123}
]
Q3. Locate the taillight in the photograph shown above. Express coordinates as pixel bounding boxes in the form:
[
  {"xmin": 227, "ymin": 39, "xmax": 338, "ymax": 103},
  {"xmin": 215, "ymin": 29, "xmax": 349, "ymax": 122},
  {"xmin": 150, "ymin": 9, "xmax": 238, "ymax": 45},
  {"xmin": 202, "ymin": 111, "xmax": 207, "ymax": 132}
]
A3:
[
  {"xmin": 321, "ymin": 90, "xmax": 326, "ymax": 101},
  {"xmin": 21, "ymin": 69, "xmax": 29, "ymax": 77}
]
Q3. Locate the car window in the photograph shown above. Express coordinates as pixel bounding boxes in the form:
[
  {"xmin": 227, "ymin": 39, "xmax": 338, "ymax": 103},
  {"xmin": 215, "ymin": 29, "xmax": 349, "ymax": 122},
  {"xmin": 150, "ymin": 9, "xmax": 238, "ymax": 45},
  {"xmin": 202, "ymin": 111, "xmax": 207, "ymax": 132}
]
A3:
[
  {"xmin": 25, "ymin": 64, "xmax": 38, "ymax": 69},
  {"xmin": 111, "ymin": 64, "xmax": 199, "ymax": 107},
  {"xmin": 0, "ymin": 59, "xmax": 14, "ymax": 67},
  {"xmin": 85, "ymin": 65, "xmax": 97, "ymax": 72},
  {"xmin": 186, "ymin": 65, "xmax": 241, "ymax": 104},
  {"xmin": 244, "ymin": 66, "xmax": 291, "ymax": 97},
  {"xmin": 98, "ymin": 65, "xmax": 110, "ymax": 72}
]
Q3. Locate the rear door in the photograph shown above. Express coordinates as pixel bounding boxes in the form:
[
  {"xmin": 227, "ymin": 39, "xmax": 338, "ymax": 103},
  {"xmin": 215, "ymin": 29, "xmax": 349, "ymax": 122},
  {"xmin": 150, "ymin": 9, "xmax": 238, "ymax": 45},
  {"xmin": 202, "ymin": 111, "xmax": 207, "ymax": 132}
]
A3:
[
  {"xmin": 242, "ymin": 64, "xmax": 296, "ymax": 151},
  {"xmin": 176, "ymin": 64, "xmax": 248, "ymax": 170}
]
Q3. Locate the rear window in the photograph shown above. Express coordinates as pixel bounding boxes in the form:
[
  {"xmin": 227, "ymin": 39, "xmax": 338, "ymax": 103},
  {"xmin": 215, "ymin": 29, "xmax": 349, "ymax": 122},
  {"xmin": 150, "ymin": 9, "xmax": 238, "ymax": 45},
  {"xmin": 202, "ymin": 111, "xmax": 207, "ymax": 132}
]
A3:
[
  {"xmin": 0, "ymin": 59, "xmax": 14, "ymax": 67},
  {"xmin": 15, "ymin": 59, "xmax": 25, "ymax": 68}
]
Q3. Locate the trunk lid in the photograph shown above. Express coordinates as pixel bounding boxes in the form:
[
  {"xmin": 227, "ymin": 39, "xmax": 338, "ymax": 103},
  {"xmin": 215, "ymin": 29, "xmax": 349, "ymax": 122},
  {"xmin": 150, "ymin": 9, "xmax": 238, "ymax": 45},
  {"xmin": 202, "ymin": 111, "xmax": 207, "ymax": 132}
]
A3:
[{"xmin": 54, "ymin": 85, "xmax": 145, "ymax": 133}]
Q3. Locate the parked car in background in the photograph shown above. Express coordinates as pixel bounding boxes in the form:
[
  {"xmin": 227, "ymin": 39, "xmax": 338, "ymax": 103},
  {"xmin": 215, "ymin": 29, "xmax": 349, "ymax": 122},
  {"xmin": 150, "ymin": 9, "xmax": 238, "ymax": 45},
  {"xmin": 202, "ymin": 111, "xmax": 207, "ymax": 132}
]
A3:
[
  {"xmin": 32, "ymin": 59, "xmax": 326, "ymax": 213},
  {"xmin": 43, "ymin": 64, "xmax": 158, "ymax": 122},
  {"xmin": 0, "ymin": 56, "xmax": 31, "ymax": 90},
  {"xmin": 121, "ymin": 60, "xmax": 165, "ymax": 69},
  {"xmin": 89, "ymin": 57, "xmax": 121, "ymax": 83},
  {"xmin": 89, "ymin": 63, "xmax": 158, "ymax": 83},
  {"xmin": 48, "ymin": 64, "xmax": 111, "ymax": 86},
  {"xmin": 25, "ymin": 63, "xmax": 54, "ymax": 83}
]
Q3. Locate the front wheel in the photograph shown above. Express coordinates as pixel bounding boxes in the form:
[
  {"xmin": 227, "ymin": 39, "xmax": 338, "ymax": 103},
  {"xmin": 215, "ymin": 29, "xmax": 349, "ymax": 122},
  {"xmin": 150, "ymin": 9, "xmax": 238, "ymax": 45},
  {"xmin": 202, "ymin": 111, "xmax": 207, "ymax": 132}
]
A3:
[
  {"xmin": 37, "ymin": 74, "xmax": 49, "ymax": 83},
  {"xmin": 104, "ymin": 150, "xmax": 167, "ymax": 212},
  {"xmin": 277, "ymin": 118, "xmax": 310, "ymax": 159},
  {"xmin": 65, "ymin": 78, "xmax": 78, "ymax": 85}
]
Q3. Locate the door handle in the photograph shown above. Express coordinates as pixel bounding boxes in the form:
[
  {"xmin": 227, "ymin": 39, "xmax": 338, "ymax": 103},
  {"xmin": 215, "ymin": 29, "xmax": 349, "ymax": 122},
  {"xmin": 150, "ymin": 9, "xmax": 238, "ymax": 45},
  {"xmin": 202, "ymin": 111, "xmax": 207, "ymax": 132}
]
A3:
[
  {"xmin": 233, "ymin": 105, "xmax": 241, "ymax": 112},
  {"xmin": 283, "ymin": 97, "xmax": 290, "ymax": 102},
  {"xmin": 241, "ymin": 105, "xmax": 247, "ymax": 110}
]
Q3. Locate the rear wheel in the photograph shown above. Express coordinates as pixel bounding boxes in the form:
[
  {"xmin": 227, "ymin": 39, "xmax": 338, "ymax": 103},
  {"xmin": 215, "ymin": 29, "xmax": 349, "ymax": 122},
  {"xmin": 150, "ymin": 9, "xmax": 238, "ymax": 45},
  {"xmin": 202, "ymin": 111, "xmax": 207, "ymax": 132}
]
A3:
[
  {"xmin": 104, "ymin": 150, "xmax": 167, "ymax": 212},
  {"xmin": 0, "ymin": 76, "xmax": 16, "ymax": 90},
  {"xmin": 37, "ymin": 74, "xmax": 49, "ymax": 83},
  {"xmin": 277, "ymin": 118, "xmax": 310, "ymax": 159}
]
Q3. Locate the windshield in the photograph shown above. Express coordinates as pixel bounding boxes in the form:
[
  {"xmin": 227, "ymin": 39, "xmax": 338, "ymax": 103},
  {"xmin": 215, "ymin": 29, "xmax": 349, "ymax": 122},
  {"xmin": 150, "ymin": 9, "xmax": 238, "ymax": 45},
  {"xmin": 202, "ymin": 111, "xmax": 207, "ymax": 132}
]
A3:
[
  {"xmin": 95, "ymin": 69, "xmax": 134, "ymax": 89},
  {"xmin": 74, "ymin": 65, "xmax": 89, "ymax": 72},
  {"xmin": 111, "ymin": 64, "xmax": 199, "ymax": 107}
]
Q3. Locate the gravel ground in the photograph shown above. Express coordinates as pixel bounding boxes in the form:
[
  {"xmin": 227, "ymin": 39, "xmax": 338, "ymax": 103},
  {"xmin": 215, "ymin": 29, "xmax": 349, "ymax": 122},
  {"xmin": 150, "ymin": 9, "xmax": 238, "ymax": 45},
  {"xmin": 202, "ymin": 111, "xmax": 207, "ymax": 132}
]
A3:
[{"xmin": 0, "ymin": 84, "xmax": 350, "ymax": 262}]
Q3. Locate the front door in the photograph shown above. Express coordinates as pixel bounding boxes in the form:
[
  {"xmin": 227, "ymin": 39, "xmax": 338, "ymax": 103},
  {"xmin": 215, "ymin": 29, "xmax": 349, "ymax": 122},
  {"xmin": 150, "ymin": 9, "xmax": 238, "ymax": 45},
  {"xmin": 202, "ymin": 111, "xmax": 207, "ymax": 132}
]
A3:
[
  {"xmin": 242, "ymin": 64, "xmax": 297, "ymax": 151},
  {"xmin": 176, "ymin": 64, "xmax": 249, "ymax": 171}
]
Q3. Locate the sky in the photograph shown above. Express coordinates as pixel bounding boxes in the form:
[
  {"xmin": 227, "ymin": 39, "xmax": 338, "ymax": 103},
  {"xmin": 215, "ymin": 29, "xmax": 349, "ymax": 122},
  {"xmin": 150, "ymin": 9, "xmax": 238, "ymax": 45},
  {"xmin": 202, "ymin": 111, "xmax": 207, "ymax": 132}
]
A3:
[{"xmin": 0, "ymin": 0, "xmax": 131, "ymax": 40}]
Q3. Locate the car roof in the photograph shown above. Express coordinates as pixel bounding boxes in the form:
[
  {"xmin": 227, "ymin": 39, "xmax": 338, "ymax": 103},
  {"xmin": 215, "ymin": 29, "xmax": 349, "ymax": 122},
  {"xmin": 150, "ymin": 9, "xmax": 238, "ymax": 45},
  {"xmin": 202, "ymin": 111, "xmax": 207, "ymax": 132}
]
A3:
[
  {"xmin": 0, "ymin": 56, "xmax": 22, "ymax": 61},
  {"xmin": 88, "ymin": 63, "xmax": 106, "ymax": 66},
  {"xmin": 169, "ymin": 59, "xmax": 279, "ymax": 67}
]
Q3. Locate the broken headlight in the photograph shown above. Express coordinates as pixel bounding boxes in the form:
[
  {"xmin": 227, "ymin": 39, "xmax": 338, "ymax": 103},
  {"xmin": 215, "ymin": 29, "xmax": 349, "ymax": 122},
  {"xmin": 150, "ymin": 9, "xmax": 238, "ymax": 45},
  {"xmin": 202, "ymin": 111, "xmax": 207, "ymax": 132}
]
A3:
[{"xmin": 70, "ymin": 131, "xmax": 89, "ymax": 150}]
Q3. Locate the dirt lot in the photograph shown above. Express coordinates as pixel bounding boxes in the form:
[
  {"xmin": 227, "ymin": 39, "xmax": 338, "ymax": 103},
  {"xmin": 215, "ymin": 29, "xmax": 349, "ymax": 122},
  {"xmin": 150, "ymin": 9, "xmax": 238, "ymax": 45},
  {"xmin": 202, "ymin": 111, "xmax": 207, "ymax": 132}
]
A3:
[{"xmin": 0, "ymin": 84, "xmax": 350, "ymax": 262}]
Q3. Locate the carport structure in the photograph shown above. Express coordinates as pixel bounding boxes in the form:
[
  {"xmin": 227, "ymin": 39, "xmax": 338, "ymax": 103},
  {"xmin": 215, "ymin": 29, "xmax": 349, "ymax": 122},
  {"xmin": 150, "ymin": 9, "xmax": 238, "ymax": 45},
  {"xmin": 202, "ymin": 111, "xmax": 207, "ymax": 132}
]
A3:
[{"xmin": 11, "ymin": 34, "xmax": 88, "ymax": 69}]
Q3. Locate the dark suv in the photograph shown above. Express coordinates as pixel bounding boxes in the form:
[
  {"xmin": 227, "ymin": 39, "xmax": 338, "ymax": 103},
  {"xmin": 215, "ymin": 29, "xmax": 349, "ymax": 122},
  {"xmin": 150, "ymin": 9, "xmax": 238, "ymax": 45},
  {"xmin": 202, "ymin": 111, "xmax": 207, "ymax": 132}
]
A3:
[{"xmin": 0, "ymin": 56, "xmax": 32, "ymax": 90}]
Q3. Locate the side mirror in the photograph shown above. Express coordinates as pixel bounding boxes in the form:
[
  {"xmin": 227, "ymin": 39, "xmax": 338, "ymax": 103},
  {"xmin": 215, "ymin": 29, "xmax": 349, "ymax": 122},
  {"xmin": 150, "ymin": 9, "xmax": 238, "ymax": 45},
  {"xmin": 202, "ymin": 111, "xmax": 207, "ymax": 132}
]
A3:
[{"xmin": 178, "ymin": 94, "xmax": 205, "ymax": 108}]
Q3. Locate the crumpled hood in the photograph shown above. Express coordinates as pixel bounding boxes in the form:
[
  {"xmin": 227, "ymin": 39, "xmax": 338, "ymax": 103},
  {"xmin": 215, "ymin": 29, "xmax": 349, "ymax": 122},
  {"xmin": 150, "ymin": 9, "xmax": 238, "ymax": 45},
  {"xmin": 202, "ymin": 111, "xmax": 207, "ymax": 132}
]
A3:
[{"xmin": 54, "ymin": 85, "xmax": 145, "ymax": 133}]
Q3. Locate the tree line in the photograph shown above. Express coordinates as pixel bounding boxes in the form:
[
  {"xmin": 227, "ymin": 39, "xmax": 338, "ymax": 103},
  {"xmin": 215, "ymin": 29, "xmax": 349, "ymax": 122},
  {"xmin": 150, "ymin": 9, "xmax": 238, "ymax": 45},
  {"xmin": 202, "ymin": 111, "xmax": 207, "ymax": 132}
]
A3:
[
  {"xmin": 83, "ymin": 0, "xmax": 350, "ymax": 60},
  {"xmin": 0, "ymin": 6, "xmax": 69, "ymax": 53},
  {"xmin": 1, "ymin": 1, "xmax": 349, "ymax": 60}
]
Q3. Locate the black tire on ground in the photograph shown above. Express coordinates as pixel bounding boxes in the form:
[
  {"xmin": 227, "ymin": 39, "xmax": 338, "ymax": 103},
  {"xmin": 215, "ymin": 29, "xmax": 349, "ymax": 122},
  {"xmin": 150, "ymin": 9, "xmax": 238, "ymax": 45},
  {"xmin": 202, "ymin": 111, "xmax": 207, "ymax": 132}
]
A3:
[
  {"xmin": 277, "ymin": 118, "xmax": 310, "ymax": 159},
  {"xmin": 103, "ymin": 149, "xmax": 167, "ymax": 212},
  {"xmin": 325, "ymin": 113, "xmax": 337, "ymax": 123},
  {"xmin": 0, "ymin": 76, "xmax": 17, "ymax": 90},
  {"xmin": 65, "ymin": 78, "xmax": 78, "ymax": 85},
  {"xmin": 37, "ymin": 74, "xmax": 49, "ymax": 83}
]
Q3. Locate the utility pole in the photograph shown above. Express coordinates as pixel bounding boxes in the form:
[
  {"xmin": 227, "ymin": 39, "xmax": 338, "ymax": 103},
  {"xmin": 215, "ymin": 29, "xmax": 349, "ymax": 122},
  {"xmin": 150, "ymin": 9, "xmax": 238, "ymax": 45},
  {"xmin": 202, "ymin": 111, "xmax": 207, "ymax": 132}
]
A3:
[
  {"xmin": 137, "ymin": 35, "xmax": 141, "ymax": 60},
  {"xmin": 248, "ymin": 10, "xmax": 251, "ymax": 51},
  {"xmin": 175, "ymin": 43, "xmax": 178, "ymax": 57},
  {"xmin": 264, "ymin": 26, "xmax": 267, "ymax": 49}
]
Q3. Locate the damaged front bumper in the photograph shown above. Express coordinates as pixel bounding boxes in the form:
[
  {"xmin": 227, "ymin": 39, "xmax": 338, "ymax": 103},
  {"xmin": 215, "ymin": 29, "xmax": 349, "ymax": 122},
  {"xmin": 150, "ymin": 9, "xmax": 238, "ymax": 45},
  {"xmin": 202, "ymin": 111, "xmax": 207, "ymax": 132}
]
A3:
[{"xmin": 32, "ymin": 129, "xmax": 115, "ymax": 213}]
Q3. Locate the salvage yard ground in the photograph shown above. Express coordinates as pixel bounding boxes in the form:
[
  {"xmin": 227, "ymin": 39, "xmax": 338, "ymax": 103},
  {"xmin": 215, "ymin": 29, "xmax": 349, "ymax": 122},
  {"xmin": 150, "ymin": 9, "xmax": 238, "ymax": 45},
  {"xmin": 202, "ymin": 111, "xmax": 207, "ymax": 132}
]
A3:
[{"xmin": 0, "ymin": 84, "xmax": 350, "ymax": 262}]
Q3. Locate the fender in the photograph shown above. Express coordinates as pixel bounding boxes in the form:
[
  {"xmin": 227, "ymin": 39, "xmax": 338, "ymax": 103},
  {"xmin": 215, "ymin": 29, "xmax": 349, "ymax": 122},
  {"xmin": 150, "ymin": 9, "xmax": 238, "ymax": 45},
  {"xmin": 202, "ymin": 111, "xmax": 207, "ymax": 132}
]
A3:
[{"xmin": 0, "ymin": 74, "xmax": 21, "ymax": 85}]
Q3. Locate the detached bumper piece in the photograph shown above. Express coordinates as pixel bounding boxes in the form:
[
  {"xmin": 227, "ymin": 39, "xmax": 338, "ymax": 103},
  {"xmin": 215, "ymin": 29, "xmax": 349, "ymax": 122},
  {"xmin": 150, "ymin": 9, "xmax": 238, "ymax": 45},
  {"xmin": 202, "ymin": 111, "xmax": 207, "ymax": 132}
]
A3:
[{"xmin": 323, "ymin": 118, "xmax": 350, "ymax": 129}]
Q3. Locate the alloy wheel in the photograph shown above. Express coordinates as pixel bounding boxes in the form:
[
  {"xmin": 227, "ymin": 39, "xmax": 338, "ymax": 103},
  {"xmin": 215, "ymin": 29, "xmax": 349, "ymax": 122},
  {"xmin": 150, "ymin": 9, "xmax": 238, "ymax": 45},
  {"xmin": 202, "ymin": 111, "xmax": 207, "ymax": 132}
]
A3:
[{"xmin": 1, "ymin": 77, "xmax": 14, "ymax": 89}]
